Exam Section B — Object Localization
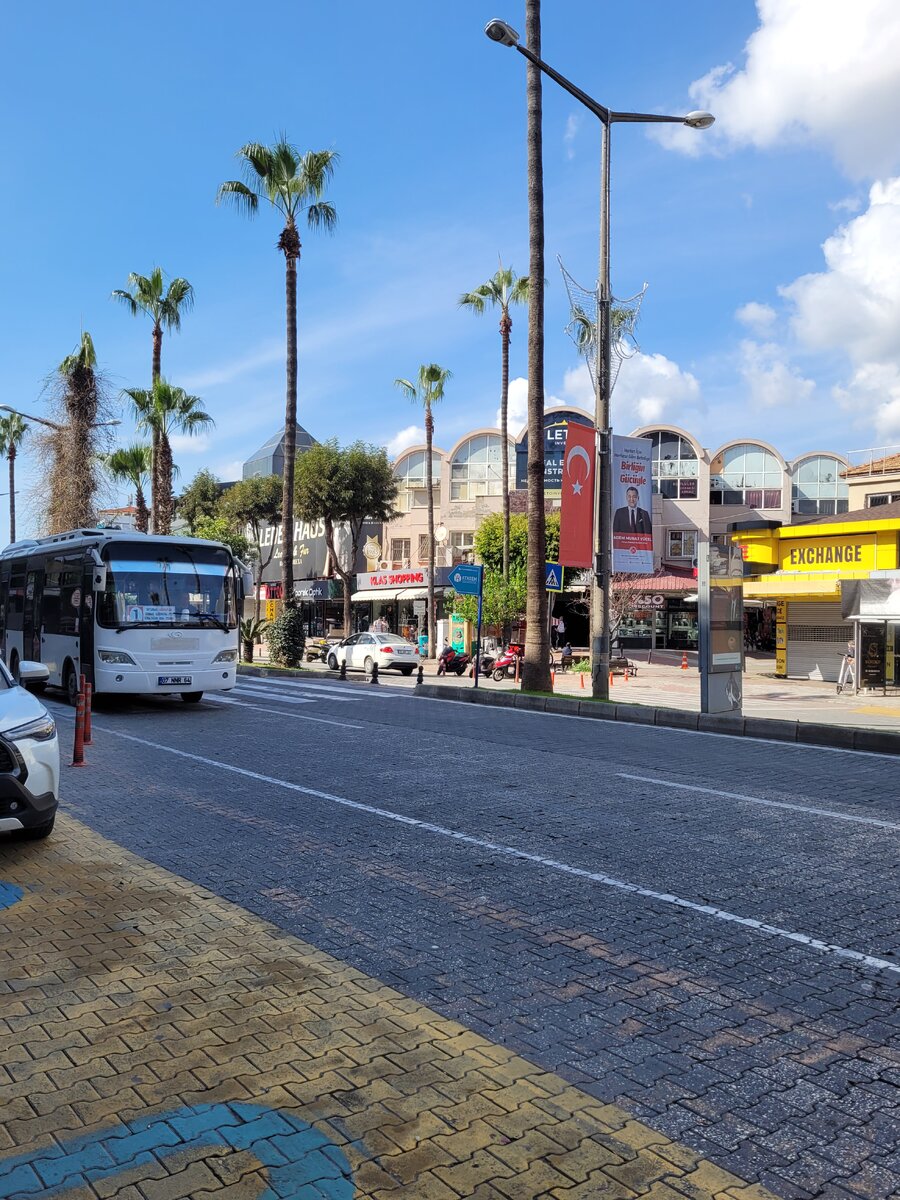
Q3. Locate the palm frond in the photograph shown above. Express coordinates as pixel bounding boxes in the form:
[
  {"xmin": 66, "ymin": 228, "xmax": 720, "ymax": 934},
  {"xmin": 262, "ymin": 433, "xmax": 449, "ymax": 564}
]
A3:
[
  {"xmin": 237, "ymin": 142, "xmax": 276, "ymax": 181},
  {"xmin": 216, "ymin": 179, "xmax": 259, "ymax": 215},
  {"xmin": 59, "ymin": 331, "xmax": 97, "ymax": 376},
  {"xmin": 509, "ymin": 274, "xmax": 529, "ymax": 305},
  {"xmin": 305, "ymin": 201, "xmax": 337, "ymax": 232},
  {"xmin": 110, "ymin": 288, "xmax": 140, "ymax": 316},
  {"xmin": 159, "ymin": 277, "xmax": 195, "ymax": 330},
  {"xmin": 458, "ymin": 290, "xmax": 487, "ymax": 314},
  {"xmin": 394, "ymin": 378, "xmax": 417, "ymax": 404},
  {"xmin": 0, "ymin": 413, "xmax": 27, "ymax": 455}
]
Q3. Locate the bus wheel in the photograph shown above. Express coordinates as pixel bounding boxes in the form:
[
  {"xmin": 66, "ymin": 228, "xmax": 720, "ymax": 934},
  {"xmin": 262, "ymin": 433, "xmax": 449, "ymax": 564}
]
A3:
[
  {"xmin": 181, "ymin": 691, "xmax": 203, "ymax": 704},
  {"xmin": 63, "ymin": 663, "xmax": 79, "ymax": 707}
]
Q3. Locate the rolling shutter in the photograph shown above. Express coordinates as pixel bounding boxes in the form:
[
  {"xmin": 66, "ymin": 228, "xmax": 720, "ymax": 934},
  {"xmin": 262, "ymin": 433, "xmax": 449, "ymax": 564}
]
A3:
[{"xmin": 786, "ymin": 600, "xmax": 849, "ymax": 681}]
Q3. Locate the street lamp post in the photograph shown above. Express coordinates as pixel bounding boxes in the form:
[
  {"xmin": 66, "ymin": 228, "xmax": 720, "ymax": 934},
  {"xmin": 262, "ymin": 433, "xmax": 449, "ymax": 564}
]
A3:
[{"xmin": 484, "ymin": 19, "xmax": 713, "ymax": 698}]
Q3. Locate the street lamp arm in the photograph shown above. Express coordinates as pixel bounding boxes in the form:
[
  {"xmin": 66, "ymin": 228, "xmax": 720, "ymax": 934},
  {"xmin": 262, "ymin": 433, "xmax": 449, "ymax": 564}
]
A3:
[
  {"xmin": 513, "ymin": 43, "xmax": 611, "ymax": 124},
  {"xmin": 0, "ymin": 404, "xmax": 120, "ymax": 432},
  {"xmin": 610, "ymin": 111, "xmax": 687, "ymax": 125}
]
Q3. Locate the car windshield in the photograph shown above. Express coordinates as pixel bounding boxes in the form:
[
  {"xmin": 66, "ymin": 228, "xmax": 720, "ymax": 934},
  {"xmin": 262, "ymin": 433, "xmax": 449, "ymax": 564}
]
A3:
[{"xmin": 97, "ymin": 543, "xmax": 238, "ymax": 630}]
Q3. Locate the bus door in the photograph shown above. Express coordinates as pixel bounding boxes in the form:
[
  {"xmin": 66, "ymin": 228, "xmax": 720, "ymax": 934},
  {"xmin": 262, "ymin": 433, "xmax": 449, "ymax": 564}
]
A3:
[
  {"xmin": 23, "ymin": 567, "xmax": 44, "ymax": 664},
  {"xmin": 40, "ymin": 555, "xmax": 83, "ymax": 688}
]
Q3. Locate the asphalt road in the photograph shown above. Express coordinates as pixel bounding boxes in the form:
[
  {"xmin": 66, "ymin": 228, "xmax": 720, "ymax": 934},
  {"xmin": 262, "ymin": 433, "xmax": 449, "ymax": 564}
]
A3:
[{"xmin": 45, "ymin": 674, "xmax": 900, "ymax": 1199}]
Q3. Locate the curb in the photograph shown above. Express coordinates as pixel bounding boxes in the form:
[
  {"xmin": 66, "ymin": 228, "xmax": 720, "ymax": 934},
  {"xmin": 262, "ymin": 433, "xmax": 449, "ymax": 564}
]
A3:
[{"xmin": 413, "ymin": 683, "xmax": 900, "ymax": 755}]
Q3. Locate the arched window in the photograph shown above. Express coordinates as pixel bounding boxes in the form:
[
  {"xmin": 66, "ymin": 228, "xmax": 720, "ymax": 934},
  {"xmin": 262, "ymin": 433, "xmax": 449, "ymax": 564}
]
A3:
[
  {"xmin": 450, "ymin": 435, "xmax": 515, "ymax": 501},
  {"xmin": 792, "ymin": 455, "xmax": 849, "ymax": 516},
  {"xmin": 644, "ymin": 430, "xmax": 699, "ymax": 499},
  {"xmin": 710, "ymin": 443, "xmax": 784, "ymax": 508},
  {"xmin": 394, "ymin": 451, "xmax": 442, "ymax": 513}
]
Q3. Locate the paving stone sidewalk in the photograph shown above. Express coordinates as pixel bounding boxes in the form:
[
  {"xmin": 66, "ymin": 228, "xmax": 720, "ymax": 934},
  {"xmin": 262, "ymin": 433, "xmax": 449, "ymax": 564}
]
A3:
[{"xmin": 0, "ymin": 816, "xmax": 779, "ymax": 1200}]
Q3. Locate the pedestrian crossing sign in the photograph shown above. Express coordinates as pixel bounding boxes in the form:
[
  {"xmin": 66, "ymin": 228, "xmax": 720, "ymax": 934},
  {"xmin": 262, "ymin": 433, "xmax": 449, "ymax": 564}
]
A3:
[{"xmin": 545, "ymin": 562, "xmax": 563, "ymax": 592}]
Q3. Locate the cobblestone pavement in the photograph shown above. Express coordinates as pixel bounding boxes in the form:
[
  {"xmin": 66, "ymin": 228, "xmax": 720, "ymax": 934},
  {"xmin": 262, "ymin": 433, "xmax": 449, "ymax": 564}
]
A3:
[{"xmin": 7, "ymin": 676, "xmax": 899, "ymax": 1198}]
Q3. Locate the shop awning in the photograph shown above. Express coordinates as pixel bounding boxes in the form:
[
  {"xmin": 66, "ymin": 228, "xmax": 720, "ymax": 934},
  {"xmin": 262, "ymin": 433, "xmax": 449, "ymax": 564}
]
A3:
[
  {"xmin": 743, "ymin": 572, "xmax": 844, "ymax": 600},
  {"xmin": 351, "ymin": 585, "xmax": 442, "ymax": 602}
]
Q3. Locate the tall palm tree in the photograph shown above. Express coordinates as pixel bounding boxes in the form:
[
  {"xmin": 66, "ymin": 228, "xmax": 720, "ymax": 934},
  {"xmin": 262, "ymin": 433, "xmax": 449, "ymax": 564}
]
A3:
[
  {"xmin": 102, "ymin": 445, "xmax": 152, "ymax": 533},
  {"xmin": 124, "ymin": 381, "xmax": 214, "ymax": 535},
  {"xmin": 459, "ymin": 264, "xmax": 529, "ymax": 580},
  {"xmin": 53, "ymin": 332, "xmax": 101, "ymax": 532},
  {"xmin": 111, "ymin": 268, "xmax": 194, "ymax": 532},
  {"xmin": 395, "ymin": 365, "xmax": 451, "ymax": 659},
  {"xmin": 523, "ymin": 0, "xmax": 551, "ymax": 692},
  {"xmin": 0, "ymin": 413, "xmax": 26, "ymax": 544},
  {"xmin": 217, "ymin": 139, "xmax": 338, "ymax": 605}
]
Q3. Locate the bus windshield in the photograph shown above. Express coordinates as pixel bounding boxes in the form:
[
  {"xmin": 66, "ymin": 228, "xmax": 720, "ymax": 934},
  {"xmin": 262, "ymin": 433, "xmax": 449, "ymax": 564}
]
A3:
[{"xmin": 97, "ymin": 543, "xmax": 238, "ymax": 630}]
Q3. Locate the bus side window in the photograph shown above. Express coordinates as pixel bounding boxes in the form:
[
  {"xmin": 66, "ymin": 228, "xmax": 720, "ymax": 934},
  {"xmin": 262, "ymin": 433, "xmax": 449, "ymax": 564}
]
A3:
[
  {"xmin": 42, "ymin": 563, "xmax": 63, "ymax": 634},
  {"xmin": 0, "ymin": 561, "xmax": 8, "ymax": 646},
  {"xmin": 7, "ymin": 565, "xmax": 26, "ymax": 630}
]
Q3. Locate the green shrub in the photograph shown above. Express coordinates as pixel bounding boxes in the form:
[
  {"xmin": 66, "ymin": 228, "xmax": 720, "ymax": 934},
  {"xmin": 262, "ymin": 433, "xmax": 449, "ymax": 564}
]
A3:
[
  {"xmin": 265, "ymin": 606, "xmax": 306, "ymax": 668},
  {"xmin": 572, "ymin": 657, "xmax": 591, "ymax": 673}
]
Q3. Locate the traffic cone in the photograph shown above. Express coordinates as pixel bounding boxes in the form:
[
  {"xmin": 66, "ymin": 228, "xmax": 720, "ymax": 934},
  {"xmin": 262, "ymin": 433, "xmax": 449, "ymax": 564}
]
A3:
[{"xmin": 681, "ymin": 651, "xmax": 688, "ymax": 671}]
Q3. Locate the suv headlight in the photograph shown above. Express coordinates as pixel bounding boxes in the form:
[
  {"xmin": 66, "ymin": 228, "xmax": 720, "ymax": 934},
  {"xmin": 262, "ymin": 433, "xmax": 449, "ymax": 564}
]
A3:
[
  {"xmin": 213, "ymin": 649, "xmax": 238, "ymax": 663},
  {"xmin": 5, "ymin": 715, "xmax": 57, "ymax": 743},
  {"xmin": 98, "ymin": 650, "xmax": 137, "ymax": 665}
]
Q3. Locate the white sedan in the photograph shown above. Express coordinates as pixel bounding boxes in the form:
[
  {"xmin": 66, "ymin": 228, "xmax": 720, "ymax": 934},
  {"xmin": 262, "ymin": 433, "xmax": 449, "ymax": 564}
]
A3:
[
  {"xmin": 327, "ymin": 633, "xmax": 419, "ymax": 676},
  {"xmin": 0, "ymin": 660, "xmax": 60, "ymax": 840}
]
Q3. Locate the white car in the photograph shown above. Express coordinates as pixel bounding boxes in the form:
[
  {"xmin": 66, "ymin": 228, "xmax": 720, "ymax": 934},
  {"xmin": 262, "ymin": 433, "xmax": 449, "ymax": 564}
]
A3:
[
  {"xmin": 327, "ymin": 632, "xmax": 419, "ymax": 676},
  {"xmin": 0, "ymin": 660, "xmax": 60, "ymax": 840}
]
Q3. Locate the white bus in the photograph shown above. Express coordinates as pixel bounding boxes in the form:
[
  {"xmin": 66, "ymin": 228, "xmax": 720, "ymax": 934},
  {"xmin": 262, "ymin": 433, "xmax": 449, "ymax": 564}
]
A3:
[{"xmin": 0, "ymin": 528, "xmax": 248, "ymax": 704}]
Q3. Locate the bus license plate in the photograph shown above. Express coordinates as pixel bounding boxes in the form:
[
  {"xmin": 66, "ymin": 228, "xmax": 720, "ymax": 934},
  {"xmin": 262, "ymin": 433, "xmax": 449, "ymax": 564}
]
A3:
[{"xmin": 158, "ymin": 675, "xmax": 192, "ymax": 686}]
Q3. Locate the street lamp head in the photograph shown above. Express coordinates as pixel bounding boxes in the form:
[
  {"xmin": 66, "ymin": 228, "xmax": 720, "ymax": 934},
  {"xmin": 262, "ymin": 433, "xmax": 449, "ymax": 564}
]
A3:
[
  {"xmin": 0, "ymin": 404, "xmax": 13, "ymax": 413},
  {"xmin": 683, "ymin": 110, "xmax": 715, "ymax": 130},
  {"xmin": 484, "ymin": 18, "xmax": 520, "ymax": 47}
]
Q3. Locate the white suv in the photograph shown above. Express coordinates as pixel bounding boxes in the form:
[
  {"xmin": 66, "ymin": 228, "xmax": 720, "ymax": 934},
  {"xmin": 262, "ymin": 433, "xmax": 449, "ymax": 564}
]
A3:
[{"xmin": 0, "ymin": 660, "xmax": 60, "ymax": 840}]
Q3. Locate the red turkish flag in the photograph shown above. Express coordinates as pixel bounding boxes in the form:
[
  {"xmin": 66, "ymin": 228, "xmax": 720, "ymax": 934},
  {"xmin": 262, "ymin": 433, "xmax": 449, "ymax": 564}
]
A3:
[{"xmin": 558, "ymin": 423, "xmax": 595, "ymax": 568}]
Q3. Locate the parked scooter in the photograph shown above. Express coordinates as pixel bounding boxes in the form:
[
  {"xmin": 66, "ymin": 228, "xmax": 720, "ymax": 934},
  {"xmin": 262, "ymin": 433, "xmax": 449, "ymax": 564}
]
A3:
[
  {"xmin": 437, "ymin": 645, "xmax": 472, "ymax": 676},
  {"xmin": 491, "ymin": 643, "xmax": 524, "ymax": 681}
]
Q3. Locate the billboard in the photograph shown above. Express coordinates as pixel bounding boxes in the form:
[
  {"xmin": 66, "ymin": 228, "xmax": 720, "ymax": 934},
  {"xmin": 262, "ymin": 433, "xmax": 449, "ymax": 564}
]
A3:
[
  {"xmin": 611, "ymin": 435, "xmax": 654, "ymax": 574},
  {"xmin": 515, "ymin": 409, "xmax": 594, "ymax": 498}
]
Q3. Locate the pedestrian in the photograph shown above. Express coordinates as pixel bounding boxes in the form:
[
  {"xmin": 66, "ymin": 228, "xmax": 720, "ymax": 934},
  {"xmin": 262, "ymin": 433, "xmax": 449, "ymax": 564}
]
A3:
[
  {"xmin": 837, "ymin": 639, "xmax": 855, "ymax": 694},
  {"xmin": 556, "ymin": 615, "xmax": 566, "ymax": 649}
]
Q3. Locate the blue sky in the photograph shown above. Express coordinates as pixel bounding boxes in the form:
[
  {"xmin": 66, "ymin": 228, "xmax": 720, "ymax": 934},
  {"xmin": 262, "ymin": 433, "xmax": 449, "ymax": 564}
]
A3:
[{"xmin": 4, "ymin": 0, "xmax": 900, "ymax": 534}]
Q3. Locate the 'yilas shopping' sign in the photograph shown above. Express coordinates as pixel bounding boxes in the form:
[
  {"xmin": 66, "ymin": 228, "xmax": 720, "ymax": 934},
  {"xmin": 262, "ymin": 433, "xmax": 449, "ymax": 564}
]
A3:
[{"xmin": 356, "ymin": 569, "xmax": 430, "ymax": 590}]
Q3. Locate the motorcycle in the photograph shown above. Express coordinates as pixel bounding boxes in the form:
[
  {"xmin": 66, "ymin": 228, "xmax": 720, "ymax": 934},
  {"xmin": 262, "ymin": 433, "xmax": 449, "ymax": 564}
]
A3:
[
  {"xmin": 491, "ymin": 643, "xmax": 524, "ymax": 681},
  {"xmin": 437, "ymin": 646, "xmax": 472, "ymax": 676}
]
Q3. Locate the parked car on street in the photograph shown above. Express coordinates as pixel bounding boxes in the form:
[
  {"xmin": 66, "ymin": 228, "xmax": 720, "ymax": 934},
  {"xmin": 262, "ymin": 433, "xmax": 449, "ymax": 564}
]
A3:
[
  {"xmin": 0, "ymin": 659, "xmax": 60, "ymax": 840},
  {"xmin": 326, "ymin": 633, "xmax": 419, "ymax": 675}
]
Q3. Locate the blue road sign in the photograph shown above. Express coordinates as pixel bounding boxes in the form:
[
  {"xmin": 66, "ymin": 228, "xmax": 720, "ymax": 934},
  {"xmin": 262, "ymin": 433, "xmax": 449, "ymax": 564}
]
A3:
[
  {"xmin": 448, "ymin": 563, "xmax": 484, "ymax": 595},
  {"xmin": 545, "ymin": 562, "xmax": 563, "ymax": 591}
]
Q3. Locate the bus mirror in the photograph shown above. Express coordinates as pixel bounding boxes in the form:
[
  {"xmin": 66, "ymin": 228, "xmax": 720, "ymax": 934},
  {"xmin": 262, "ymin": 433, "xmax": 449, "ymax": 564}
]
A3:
[
  {"xmin": 241, "ymin": 566, "xmax": 254, "ymax": 598},
  {"xmin": 92, "ymin": 564, "xmax": 108, "ymax": 592}
]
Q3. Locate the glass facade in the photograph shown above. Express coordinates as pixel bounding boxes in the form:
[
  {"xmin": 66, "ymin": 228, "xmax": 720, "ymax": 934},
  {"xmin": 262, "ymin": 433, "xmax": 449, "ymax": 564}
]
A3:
[
  {"xmin": 394, "ymin": 451, "xmax": 442, "ymax": 513},
  {"xmin": 450, "ymin": 435, "xmax": 516, "ymax": 501},
  {"xmin": 646, "ymin": 430, "xmax": 699, "ymax": 499},
  {"xmin": 710, "ymin": 443, "xmax": 783, "ymax": 508},
  {"xmin": 791, "ymin": 455, "xmax": 849, "ymax": 515}
]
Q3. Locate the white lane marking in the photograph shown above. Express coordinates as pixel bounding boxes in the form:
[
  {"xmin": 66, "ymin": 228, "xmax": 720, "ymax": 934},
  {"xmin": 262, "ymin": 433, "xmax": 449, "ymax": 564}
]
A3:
[
  {"xmin": 207, "ymin": 696, "xmax": 363, "ymax": 729},
  {"xmin": 617, "ymin": 773, "xmax": 900, "ymax": 833},
  {"xmin": 234, "ymin": 683, "xmax": 377, "ymax": 705},
  {"xmin": 79, "ymin": 722, "xmax": 900, "ymax": 977},
  {"xmin": 238, "ymin": 677, "xmax": 406, "ymax": 699}
]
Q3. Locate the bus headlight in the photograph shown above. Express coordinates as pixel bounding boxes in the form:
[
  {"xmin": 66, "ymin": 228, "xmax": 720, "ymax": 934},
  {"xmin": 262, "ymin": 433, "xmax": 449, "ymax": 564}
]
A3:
[
  {"xmin": 98, "ymin": 650, "xmax": 137, "ymax": 665},
  {"xmin": 213, "ymin": 649, "xmax": 238, "ymax": 664},
  {"xmin": 5, "ymin": 715, "xmax": 57, "ymax": 743}
]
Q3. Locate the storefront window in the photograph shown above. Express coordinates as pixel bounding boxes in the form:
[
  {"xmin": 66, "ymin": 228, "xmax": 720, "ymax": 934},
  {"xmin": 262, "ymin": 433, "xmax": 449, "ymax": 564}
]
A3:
[
  {"xmin": 792, "ymin": 455, "xmax": 849, "ymax": 516},
  {"xmin": 450, "ymin": 435, "xmax": 516, "ymax": 501},
  {"xmin": 394, "ymin": 451, "xmax": 442, "ymax": 513},
  {"xmin": 667, "ymin": 529, "xmax": 698, "ymax": 559},
  {"xmin": 644, "ymin": 430, "xmax": 699, "ymax": 499},
  {"xmin": 710, "ymin": 443, "xmax": 784, "ymax": 508}
]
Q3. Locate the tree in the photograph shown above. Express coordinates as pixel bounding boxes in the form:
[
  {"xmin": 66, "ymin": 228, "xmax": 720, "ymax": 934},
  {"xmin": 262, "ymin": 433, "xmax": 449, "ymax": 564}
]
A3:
[
  {"xmin": 177, "ymin": 468, "xmax": 221, "ymax": 533},
  {"xmin": 449, "ymin": 567, "xmax": 526, "ymax": 632},
  {"xmin": 523, "ymin": 0, "xmax": 551, "ymax": 692},
  {"xmin": 111, "ymin": 268, "xmax": 194, "ymax": 531},
  {"xmin": 459, "ymin": 264, "xmax": 529, "ymax": 580},
  {"xmin": 218, "ymin": 138, "xmax": 338, "ymax": 606},
  {"xmin": 192, "ymin": 515, "xmax": 249, "ymax": 561},
  {"xmin": 124, "ymin": 381, "xmax": 214, "ymax": 535},
  {"xmin": 0, "ymin": 413, "xmax": 27, "ymax": 543},
  {"xmin": 101, "ymin": 444, "xmax": 152, "ymax": 533},
  {"xmin": 44, "ymin": 332, "xmax": 106, "ymax": 533},
  {"xmin": 472, "ymin": 511, "xmax": 559, "ymax": 575},
  {"xmin": 394, "ymin": 365, "xmax": 451, "ymax": 657},
  {"xmin": 295, "ymin": 440, "xmax": 399, "ymax": 637},
  {"xmin": 220, "ymin": 475, "xmax": 283, "ymax": 620}
]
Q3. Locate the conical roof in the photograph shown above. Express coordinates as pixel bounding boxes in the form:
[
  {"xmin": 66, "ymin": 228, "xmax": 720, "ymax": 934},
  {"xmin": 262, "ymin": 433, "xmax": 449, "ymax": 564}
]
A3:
[{"xmin": 243, "ymin": 424, "xmax": 318, "ymax": 479}]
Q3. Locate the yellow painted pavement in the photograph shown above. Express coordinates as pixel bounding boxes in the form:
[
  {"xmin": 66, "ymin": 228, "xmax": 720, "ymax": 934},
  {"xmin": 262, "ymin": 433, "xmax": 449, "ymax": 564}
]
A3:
[{"xmin": 0, "ymin": 816, "xmax": 781, "ymax": 1199}]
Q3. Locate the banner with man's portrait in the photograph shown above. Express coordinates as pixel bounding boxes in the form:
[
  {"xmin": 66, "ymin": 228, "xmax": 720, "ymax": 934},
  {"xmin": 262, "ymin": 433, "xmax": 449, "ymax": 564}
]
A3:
[{"xmin": 611, "ymin": 436, "xmax": 654, "ymax": 574}]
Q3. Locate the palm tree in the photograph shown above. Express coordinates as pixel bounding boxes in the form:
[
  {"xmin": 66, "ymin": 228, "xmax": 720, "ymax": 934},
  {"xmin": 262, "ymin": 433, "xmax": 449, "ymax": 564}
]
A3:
[
  {"xmin": 124, "ymin": 381, "xmax": 214, "ymax": 535},
  {"xmin": 102, "ymin": 445, "xmax": 152, "ymax": 533},
  {"xmin": 217, "ymin": 139, "xmax": 338, "ymax": 606},
  {"xmin": 395, "ymin": 365, "xmax": 451, "ymax": 659},
  {"xmin": 523, "ymin": 0, "xmax": 551, "ymax": 692},
  {"xmin": 53, "ymin": 332, "xmax": 101, "ymax": 532},
  {"xmin": 0, "ymin": 413, "xmax": 26, "ymax": 544},
  {"xmin": 111, "ymin": 268, "xmax": 194, "ymax": 532},
  {"xmin": 459, "ymin": 264, "xmax": 529, "ymax": 580}
]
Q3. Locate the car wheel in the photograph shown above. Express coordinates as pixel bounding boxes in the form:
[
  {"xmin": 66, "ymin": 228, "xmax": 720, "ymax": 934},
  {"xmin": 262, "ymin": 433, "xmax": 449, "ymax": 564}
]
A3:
[
  {"xmin": 401, "ymin": 666, "xmax": 415, "ymax": 676},
  {"xmin": 327, "ymin": 654, "xmax": 338, "ymax": 671},
  {"xmin": 181, "ymin": 691, "xmax": 204, "ymax": 703},
  {"xmin": 364, "ymin": 656, "xmax": 374, "ymax": 674},
  {"xmin": 63, "ymin": 662, "xmax": 79, "ymax": 707},
  {"xmin": 22, "ymin": 816, "xmax": 55, "ymax": 840}
]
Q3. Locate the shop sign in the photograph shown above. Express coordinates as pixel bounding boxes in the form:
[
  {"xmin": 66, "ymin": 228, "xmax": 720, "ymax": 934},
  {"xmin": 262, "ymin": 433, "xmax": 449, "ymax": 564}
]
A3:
[
  {"xmin": 515, "ymin": 409, "xmax": 594, "ymax": 498},
  {"xmin": 860, "ymin": 623, "xmax": 886, "ymax": 688},
  {"xmin": 413, "ymin": 599, "xmax": 427, "ymax": 616},
  {"xmin": 356, "ymin": 568, "xmax": 430, "ymax": 590},
  {"xmin": 293, "ymin": 579, "xmax": 338, "ymax": 601},
  {"xmin": 780, "ymin": 535, "xmax": 877, "ymax": 572},
  {"xmin": 632, "ymin": 593, "xmax": 665, "ymax": 609}
]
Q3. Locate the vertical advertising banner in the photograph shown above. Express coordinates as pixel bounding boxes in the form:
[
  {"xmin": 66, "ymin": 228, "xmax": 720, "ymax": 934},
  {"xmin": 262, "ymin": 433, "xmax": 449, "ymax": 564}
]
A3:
[
  {"xmin": 558, "ymin": 423, "xmax": 596, "ymax": 568},
  {"xmin": 611, "ymin": 436, "xmax": 654, "ymax": 574}
]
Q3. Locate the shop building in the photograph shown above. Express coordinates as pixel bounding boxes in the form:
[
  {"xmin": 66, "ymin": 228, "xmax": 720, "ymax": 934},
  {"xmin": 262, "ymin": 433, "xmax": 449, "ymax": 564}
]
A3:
[{"xmin": 731, "ymin": 502, "xmax": 900, "ymax": 682}]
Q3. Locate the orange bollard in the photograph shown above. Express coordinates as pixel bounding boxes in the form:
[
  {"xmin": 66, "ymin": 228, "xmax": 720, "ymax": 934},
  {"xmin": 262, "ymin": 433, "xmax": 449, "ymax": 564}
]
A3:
[
  {"xmin": 580, "ymin": 673, "xmax": 585, "ymax": 689},
  {"xmin": 72, "ymin": 693, "xmax": 86, "ymax": 766},
  {"xmin": 83, "ymin": 682, "xmax": 93, "ymax": 746},
  {"xmin": 515, "ymin": 655, "xmax": 520, "ymax": 685},
  {"xmin": 609, "ymin": 670, "xmax": 614, "ymax": 688},
  {"xmin": 551, "ymin": 669, "xmax": 556, "ymax": 688},
  {"xmin": 624, "ymin": 667, "xmax": 629, "ymax": 682},
  {"xmin": 681, "ymin": 651, "xmax": 689, "ymax": 670}
]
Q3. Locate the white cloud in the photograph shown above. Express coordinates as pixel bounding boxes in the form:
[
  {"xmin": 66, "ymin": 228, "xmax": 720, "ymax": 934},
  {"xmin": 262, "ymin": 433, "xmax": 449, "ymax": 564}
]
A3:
[
  {"xmin": 563, "ymin": 113, "xmax": 581, "ymax": 160},
  {"xmin": 736, "ymin": 301, "xmax": 776, "ymax": 335},
  {"xmin": 386, "ymin": 425, "xmax": 425, "ymax": 457},
  {"xmin": 498, "ymin": 377, "xmax": 563, "ymax": 433},
  {"xmin": 169, "ymin": 433, "xmax": 212, "ymax": 456},
  {"xmin": 739, "ymin": 339, "xmax": 815, "ymax": 410},
  {"xmin": 661, "ymin": 0, "xmax": 900, "ymax": 179},
  {"xmin": 834, "ymin": 363, "xmax": 900, "ymax": 441},
  {"xmin": 561, "ymin": 351, "xmax": 701, "ymax": 428},
  {"xmin": 829, "ymin": 195, "xmax": 863, "ymax": 215},
  {"xmin": 181, "ymin": 342, "xmax": 283, "ymax": 391},
  {"xmin": 214, "ymin": 459, "xmax": 244, "ymax": 483}
]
